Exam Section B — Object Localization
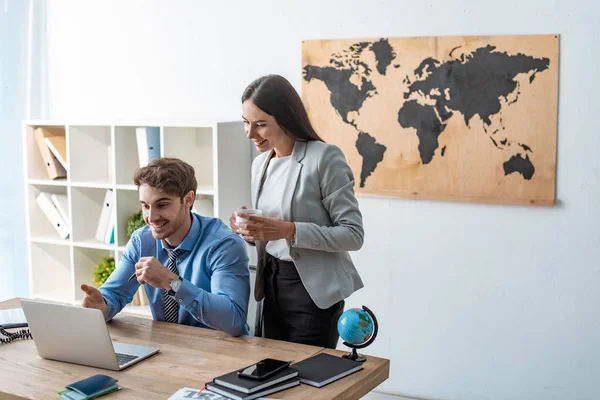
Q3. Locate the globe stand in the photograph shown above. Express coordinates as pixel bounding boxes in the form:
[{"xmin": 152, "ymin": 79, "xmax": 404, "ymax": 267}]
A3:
[
  {"xmin": 339, "ymin": 305, "xmax": 378, "ymax": 364},
  {"xmin": 342, "ymin": 347, "xmax": 367, "ymax": 363}
]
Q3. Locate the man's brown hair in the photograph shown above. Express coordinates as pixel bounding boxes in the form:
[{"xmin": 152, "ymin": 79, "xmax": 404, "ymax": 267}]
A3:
[{"xmin": 133, "ymin": 158, "xmax": 197, "ymax": 201}]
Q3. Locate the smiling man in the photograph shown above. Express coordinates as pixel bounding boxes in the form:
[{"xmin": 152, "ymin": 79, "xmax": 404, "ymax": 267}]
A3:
[{"xmin": 80, "ymin": 158, "xmax": 251, "ymax": 336}]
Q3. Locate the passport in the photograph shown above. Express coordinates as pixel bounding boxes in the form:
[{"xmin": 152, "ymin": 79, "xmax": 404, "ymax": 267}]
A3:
[{"xmin": 64, "ymin": 374, "xmax": 119, "ymax": 398}]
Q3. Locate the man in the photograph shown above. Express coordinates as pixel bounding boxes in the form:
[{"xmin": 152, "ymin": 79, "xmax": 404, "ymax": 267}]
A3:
[{"xmin": 80, "ymin": 158, "xmax": 250, "ymax": 336}]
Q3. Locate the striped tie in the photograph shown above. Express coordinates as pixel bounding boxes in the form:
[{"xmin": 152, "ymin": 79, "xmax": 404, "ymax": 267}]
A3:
[{"xmin": 164, "ymin": 248, "xmax": 184, "ymax": 323}]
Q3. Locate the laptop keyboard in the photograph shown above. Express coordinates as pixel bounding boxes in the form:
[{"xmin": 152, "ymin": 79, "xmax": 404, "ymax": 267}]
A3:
[{"xmin": 115, "ymin": 352, "xmax": 139, "ymax": 366}]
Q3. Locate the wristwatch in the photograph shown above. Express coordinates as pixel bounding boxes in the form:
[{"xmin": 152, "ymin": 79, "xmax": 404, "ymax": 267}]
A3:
[{"xmin": 167, "ymin": 276, "xmax": 183, "ymax": 296}]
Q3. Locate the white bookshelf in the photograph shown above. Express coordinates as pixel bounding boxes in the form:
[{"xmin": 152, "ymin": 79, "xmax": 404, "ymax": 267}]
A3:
[{"xmin": 23, "ymin": 121, "xmax": 252, "ymax": 318}]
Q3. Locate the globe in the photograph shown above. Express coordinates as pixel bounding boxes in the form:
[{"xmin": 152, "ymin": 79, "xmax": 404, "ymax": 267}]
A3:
[
  {"xmin": 338, "ymin": 308, "xmax": 374, "ymax": 345},
  {"xmin": 337, "ymin": 306, "xmax": 378, "ymax": 363}
]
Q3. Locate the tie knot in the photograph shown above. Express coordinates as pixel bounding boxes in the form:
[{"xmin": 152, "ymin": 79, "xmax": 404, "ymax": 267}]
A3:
[{"xmin": 167, "ymin": 248, "xmax": 184, "ymax": 260}]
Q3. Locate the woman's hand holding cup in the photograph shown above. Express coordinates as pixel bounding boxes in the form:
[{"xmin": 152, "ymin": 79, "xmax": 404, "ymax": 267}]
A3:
[
  {"xmin": 230, "ymin": 206, "xmax": 263, "ymax": 235},
  {"xmin": 229, "ymin": 206, "xmax": 247, "ymax": 232}
]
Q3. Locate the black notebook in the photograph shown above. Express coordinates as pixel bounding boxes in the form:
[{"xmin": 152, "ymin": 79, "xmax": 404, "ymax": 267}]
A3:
[
  {"xmin": 292, "ymin": 353, "xmax": 364, "ymax": 388},
  {"xmin": 0, "ymin": 308, "xmax": 28, "ymax": 329},
  {"xmin": 213, "ymin": 366, "xmax": 299, "ymax": 394},
  {"xmin": 206, "ymin": 377, "xmax": 300, "ymax": 400}
]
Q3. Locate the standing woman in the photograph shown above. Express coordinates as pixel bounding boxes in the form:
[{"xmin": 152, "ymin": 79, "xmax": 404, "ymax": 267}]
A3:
[{"xmin": 230, "ymin": 74, "xmax": 364, "ymax": 348}]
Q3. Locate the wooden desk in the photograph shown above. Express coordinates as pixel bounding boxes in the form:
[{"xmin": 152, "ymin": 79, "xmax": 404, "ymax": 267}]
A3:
[{"xmin": 0, "ymin": 299, "xmax": 389, "ymax": 399}]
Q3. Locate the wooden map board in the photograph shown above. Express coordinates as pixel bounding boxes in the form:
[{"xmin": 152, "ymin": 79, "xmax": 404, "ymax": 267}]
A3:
[{"xmin": 302, "ymin": 35, "xmax": 558, "ymax": 206}]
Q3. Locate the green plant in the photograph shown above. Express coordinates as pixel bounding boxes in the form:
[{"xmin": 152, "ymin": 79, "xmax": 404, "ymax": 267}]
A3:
[
  {"xmin": 94, "ymin": 257, "xmax": 116, "ymax": 287},
  {"xmin": 127, "ymin": 210, "xmax": 146, "ymax": 239}
]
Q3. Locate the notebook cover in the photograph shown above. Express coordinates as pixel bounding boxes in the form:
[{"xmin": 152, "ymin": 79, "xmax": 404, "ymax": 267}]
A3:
[
  {"xmin": 207, "ymin": 378, "xmax": 300, "ymax": 400},
  {"xmin": 0, "ymin": 308, "xmax": 28, "ymax": 329},
  {"xmin": 291, "ymin": 353, "xmax": 364, "ymax": 387},
  {"xmin": 65, "ymin": 374, "xmax": 118, "ymax": 397},
  {"xmin": 61, "ymin": 386, "xmax": 119, "ymax": 400},
  {"xmin": 213, "ymin": 366, "xmax": 298, "ymax": 394}
]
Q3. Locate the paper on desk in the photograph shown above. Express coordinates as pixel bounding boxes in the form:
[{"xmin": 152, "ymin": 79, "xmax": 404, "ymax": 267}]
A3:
[
  {"xmin": 168, "ymin": 387, "xmax": 277, "ymax": 400},
  {"xmin": 168, "ymin": 387, "xmax": 230, "ymax": 400}
]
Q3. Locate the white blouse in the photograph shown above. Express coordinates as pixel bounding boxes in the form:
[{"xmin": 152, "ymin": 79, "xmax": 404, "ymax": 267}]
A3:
[{"xmin": 257, "ymin": 155, "xmax": 293, "ymax": 261}]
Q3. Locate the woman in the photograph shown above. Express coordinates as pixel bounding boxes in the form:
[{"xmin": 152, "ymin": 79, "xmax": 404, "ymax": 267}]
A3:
[{"xmin": 229, "ymin": 74, "xmax": 364, "ymax": 348}]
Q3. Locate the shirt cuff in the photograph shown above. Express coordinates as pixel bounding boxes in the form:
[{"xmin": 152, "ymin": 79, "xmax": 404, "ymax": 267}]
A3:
[
  {"xmin": 101, "ymin": 295, "xmax": 115, "ymax": 322},
  {"xmin": 174, "ymin": 279, "xmax": 195, "ymax": 306},
  {"xmin": 292, "ymin": 222, "xmax": 298, "ymax": 247}
]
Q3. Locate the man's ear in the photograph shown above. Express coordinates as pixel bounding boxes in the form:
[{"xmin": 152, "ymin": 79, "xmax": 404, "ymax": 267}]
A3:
[{"xmin": 184, "ymin": 190, "xmax": 195, "ymax": 211}]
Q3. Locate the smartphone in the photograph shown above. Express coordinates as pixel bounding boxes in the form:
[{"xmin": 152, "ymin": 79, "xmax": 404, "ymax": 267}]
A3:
[{"xmin": 237, "ymin": 358, "xmax": 291, "ymax": 380}]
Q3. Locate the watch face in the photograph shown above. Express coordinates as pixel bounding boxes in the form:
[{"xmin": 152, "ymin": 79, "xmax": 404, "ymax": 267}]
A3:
[{"xmin": 171, "ymin": 278, "xmax": 182, "ymax": 292}]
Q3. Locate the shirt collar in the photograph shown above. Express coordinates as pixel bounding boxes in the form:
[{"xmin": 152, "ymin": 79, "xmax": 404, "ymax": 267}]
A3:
[{"xmin": 158, "ymin": 213, "xmax": 200, "ymax": 253}]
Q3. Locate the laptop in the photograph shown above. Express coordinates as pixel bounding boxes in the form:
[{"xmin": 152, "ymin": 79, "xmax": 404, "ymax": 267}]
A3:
[{"xmin": 21, "ymin": 299, "xmax": 159, "ymax": 371}]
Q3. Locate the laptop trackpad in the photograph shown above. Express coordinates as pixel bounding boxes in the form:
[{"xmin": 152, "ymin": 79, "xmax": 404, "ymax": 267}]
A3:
[{"xmin": 113, "ymin": 342, "xmax": 159, "ymax": 364}]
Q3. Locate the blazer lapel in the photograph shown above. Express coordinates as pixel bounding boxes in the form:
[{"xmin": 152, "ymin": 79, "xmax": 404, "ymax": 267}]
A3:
[
  {"xmin": 252, "ymin": 150, "xmax": 273, "ymax": 209},
  {"xmin": 281, "ymin": 141, "xmax": 306, "ymax": 221}
]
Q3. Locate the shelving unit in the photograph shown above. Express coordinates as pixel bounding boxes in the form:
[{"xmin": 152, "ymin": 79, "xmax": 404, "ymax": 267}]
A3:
[{"xmin": 23, "ymin": 121, "xmax": 252, "ymax": 318}]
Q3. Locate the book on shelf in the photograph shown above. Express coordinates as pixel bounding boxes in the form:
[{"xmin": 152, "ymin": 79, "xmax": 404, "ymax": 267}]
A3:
[
  {"xmin": 35, "ymin": 192, "xmax": 69, "ymax": 239},
  {"xmin": 44, "ymin": 135, "xmax": 67, "ymax": 170},
  {"xmin": 213, "ymin": 366, "xmax": 299, "ymax": 394},
  {"xmin": 50, "ymin": 194, "xmax": 70, "ymax": 229},
  {"xmin": 95, "ymin": 189, "xmax": 114, "ymax": 243},
  {"xmin": 34, "ymin": 127, "xmax": 67, "ymax": 180},
  {"xmin": 291, "ymin": 352, "xmax": 363, "ymax": 388},
  {"xmin": 206, "ymin": 376, "xmax": 299, "ymax": 400},
  {"xmin": 103, "ymin": 204, "xmax": 115, "ymax": 245},
  {"xmin": 136, "ymin": 127, "xmax": 160, "ymax": 168},
  {"xmin": 105, "ymin": 226, "xmax": 115, "ymax": 245}
]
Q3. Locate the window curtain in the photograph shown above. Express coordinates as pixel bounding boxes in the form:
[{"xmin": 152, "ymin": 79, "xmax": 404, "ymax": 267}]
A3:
[{"xmin": 0, "ymin": 0, "xmax": 47, "ymax": 300}]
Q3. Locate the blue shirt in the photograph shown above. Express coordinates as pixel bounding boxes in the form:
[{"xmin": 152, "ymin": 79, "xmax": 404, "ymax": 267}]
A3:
[{"xmin": 99, "ymin": 213, "xmax": 250, "ymax": 336}]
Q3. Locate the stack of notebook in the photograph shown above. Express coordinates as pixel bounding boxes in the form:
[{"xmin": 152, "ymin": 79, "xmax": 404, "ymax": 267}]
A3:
[{"xmin": 206, "ymin": 366, "xmax": 300, "ymax": 400}]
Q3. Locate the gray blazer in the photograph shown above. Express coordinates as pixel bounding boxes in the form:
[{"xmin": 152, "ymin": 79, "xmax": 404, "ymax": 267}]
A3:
[{"xmin": 251, "ymin": 140, "xmax": 364, "ymax": 309}]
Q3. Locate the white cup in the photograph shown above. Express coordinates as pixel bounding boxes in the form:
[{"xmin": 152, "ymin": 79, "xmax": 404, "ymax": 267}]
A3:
[{"xmin": 235, "ymin": 208, "xmax": 262, "ymax": 224}]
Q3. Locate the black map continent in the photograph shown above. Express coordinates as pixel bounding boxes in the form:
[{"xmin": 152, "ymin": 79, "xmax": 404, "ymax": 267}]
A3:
[
  {"xmin": 303, "ymin": 66, "xmax": 376, "ymax": 127},
  {"xmin": 503, "ymin": 154, "xmax": 535, "ymax": 180},
  {"xmin": 304, "ymin": 39, "xmax": 394, "ymax": 187},
  {"xmin": 355, "ymin": 132, "xmax": 387, "ymax": 187}
]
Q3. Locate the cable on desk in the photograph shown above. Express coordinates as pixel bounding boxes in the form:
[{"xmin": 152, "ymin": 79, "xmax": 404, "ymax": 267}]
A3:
[{"xmin": 0, "ymin": 326, "xmax": 33, "ymax": 344}]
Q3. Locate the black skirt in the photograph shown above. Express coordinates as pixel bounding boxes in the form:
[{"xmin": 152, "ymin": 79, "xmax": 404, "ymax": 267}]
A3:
[{"xmin": 262, "ymin": 255, "xmax": 344, "ymax": 349}]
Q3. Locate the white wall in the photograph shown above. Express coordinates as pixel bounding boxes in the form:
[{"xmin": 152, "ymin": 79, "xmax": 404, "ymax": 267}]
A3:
[{"xmin": 37, "ymin": 1, "xmax": 600, "ymax": 399}]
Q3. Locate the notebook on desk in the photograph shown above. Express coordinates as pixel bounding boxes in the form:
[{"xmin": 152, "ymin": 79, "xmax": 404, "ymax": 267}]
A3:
[
  {"xmin": 292, "ymin": 353, "xmax": 363, "ymax": 388},
  {"xmin": 206, "ymin": 377, "xmax": 299, "ymax": 400},
  {"xmin": 0, "ymin": 308, "xmax": 28, "ymax": 329},
  {"xmin": 213, "ymin": 366, "xmax": 299, "ymax": 394}
]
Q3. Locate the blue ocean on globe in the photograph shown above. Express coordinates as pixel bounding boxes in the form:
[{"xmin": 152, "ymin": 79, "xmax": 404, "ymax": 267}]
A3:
[{"xmin": 337, "ymin": 308, "xmax": 374, "ymax": 345}]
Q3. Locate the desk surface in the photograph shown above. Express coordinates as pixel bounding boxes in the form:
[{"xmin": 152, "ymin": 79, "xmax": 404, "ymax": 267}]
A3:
[{"xmin": 0, "ymin": 298, "xmax": 389, "ymax": 399}]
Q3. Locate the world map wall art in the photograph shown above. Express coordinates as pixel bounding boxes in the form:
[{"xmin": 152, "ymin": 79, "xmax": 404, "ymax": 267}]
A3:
[{"xmin": 302, "ymin": 35, "xmax": 559, "ymax": 206}]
